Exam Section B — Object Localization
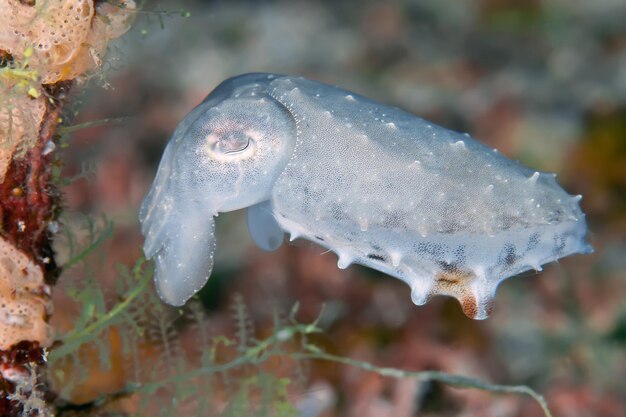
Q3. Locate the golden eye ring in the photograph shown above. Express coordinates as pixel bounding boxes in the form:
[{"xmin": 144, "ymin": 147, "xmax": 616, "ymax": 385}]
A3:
[{"xmin": 205, "ymin": 130, "xmax": 258, "ymax": 161}]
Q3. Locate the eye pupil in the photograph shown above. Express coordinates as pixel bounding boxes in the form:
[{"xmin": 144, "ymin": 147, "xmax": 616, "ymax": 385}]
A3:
[
  {"xmin": 205, "ymin": 126, "xmax": 258, "ymax": 161},
  {"xmin": 213, "ymin": 131, "xmax": 250, "ymax": 154}
]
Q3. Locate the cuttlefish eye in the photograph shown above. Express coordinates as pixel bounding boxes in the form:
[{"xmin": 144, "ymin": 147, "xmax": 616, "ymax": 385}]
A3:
[{"xmin": 206, "ymin": 128, "xmax": 258, "ymax": 161}]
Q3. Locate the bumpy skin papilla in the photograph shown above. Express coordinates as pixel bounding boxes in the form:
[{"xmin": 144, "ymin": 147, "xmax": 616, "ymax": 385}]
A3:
[{"xmin": 140, "ymin": 73, "xmax": 592, "ymax": 318}]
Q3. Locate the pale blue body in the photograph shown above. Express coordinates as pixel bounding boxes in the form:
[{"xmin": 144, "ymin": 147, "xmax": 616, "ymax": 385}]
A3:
[{"xmin": 140, "ymin": 73, "xmax": 591, "ymax": 319}]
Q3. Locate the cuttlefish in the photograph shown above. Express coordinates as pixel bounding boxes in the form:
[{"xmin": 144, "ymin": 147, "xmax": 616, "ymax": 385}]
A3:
[{"xmin": 139, "ymin": 73, "xmax": 591, "ymax": 319}]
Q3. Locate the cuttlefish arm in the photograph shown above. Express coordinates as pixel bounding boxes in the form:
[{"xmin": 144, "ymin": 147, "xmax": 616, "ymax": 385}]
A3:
[
  {"xmin": 151, "ymin": 203, "xmax": 216, "ymax": 306},
  {"xmin": 246, "ymin": 200, "xmax": 284, "ymax": 251}
]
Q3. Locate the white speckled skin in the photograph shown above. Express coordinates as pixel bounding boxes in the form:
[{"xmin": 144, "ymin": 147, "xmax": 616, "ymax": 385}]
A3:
[
  {"xmin": 140, "ymin": 74, "xmax": 296, "ymax": 305},
  {"xmin": 140, "ymin": 73, "xmax": 592, "ymax": 318}
]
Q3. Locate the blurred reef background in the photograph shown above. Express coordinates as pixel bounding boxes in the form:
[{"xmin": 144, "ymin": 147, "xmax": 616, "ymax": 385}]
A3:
[{"xmin": 53, "ymin": 1, "xmax": 626, "ymax": 416}]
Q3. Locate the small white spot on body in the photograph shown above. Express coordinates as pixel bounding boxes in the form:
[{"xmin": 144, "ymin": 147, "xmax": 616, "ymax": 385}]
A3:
[
  {"xmin": 451, "ymin": 140, "xmax": 466, "ymax": 150},
  {"xmin": 418, "ymin": 223, "xmax": 428, "ymax": 238},
  {"xmin": 390, "ymin": 252, "xmax": 402, "ymax": 267}
]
